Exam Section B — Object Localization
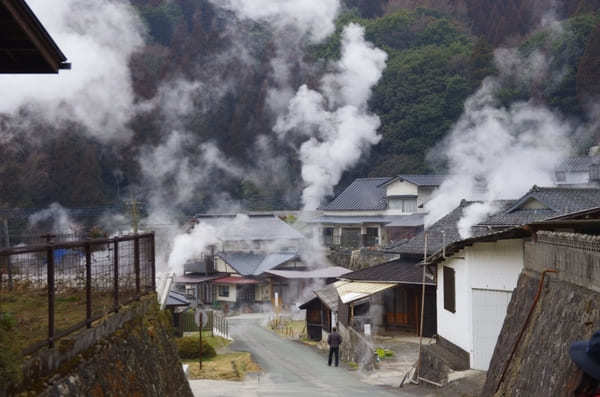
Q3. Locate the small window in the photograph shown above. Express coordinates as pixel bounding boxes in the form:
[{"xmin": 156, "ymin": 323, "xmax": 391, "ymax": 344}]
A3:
[
  {"xmin": 443, "ymin": 266, "xmax": 455, "ymax": 313},
  {"xmin": 555, "ymin": 171, "xmax": 566, "ymax": 182},
  {"xmin": 388, "ymin": 197, "xmax": 417, "ymax": 213},
  {"xmin": 218, "ymin": 285, "xmax": 230, "ymax": 297}
]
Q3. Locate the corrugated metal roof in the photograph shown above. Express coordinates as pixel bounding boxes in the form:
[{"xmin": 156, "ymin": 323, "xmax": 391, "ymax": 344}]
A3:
[
  {"xmin": 336, "ymin": 281, "xmax": 397, "ymax": 304},
  {"xmin": 175, "ymin": 273, "xmax": 227, "ymax": 284},
  {"xmin": 192, "ymin": 214, "xmax": 305, "ymax": 241},
  {"xmin": 266, "ymin": 266, "xmax": 351, "ymax": 279},
  {"xmin": 216, "ymin": 251, "xmax": 298, "ymax": 276},
  {"xmin": 166, "ymin": 291, "xmax": 190, "ymax": 307}
]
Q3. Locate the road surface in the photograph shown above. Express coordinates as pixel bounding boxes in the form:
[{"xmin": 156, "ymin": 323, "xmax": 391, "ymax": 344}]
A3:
[{"xmin": 189, "ymin": 313, "xmax": 421, "ymax": 397}]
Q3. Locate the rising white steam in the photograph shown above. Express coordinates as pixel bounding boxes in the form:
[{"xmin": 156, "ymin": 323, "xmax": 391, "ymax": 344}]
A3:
[
  {"xmin": 0, "ymin": 0, "xmax": 145, "ymax": 142},
  {"xmin": 425, "ymin": 77, "xmax": 572, "ymax": 236},
  {"xmin": 275, "ymin": 24, "xmax": 388, "ymax": 210},
  {"xmin": 213, "ymin": 0, "xmax": 340, "ymax": 43},
  {"xmin": 167, "ymin": 222, "xmax": 219, "ymax": 276},
  {"xmin": 29, "ymin": 203, "xmax": 79, "ymax": 233}
]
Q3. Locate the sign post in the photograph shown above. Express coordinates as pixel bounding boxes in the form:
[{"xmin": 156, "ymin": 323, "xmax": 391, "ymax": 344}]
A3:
[{"xmin": 195, "ymin": 310, "xmax": 203, "ymax": 369}]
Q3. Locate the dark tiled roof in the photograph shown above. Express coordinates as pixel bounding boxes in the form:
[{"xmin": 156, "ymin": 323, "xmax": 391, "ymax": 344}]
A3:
[
  {"xmin": 482, "ymin": 187, "xmax": 600, "ymax": 226},
  {"xmin": 342, "ymin": 259, "xmax": 435, "ymax": 285},
  {"xmin": 556, "ymin": 156, "xmax": 600, "ymax": 172},
  {"xmin": 382, "ymin": 174, "xmax": 446, "ymax": 187},
  {"xmin": 391, "ymin": 186, "xmax": 600, "ymax": 255},
  {"xmin": 387, "ymin": 200, "xmax": 515, "ymax": 255},
  {"xmin": 216, "ymin": 251, "xmax": 298, "ymax": 276},
  {"xmin": 321, "ymin": 177, "xmax": 392, "ymax": 211}
]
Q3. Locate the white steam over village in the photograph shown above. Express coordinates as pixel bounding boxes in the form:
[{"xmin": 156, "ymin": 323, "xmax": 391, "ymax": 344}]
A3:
[{"xmin": 2, "ymin": 1, "xmax": 600, "ymax": 396}]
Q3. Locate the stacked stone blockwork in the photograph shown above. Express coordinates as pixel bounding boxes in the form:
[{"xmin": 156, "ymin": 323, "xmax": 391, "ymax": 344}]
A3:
[{"xmin": 483, "ymin": 232, "xmax": 600, "ymax": 396}]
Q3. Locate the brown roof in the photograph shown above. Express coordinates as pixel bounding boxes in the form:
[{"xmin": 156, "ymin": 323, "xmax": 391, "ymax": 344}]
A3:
[
  {"xmin": 1, "ymin": 0, "xmax": 70, "ymax": 73},
  {"xmin": 342, "ymin": 259, "xmax": 435, "ymax": 285}
]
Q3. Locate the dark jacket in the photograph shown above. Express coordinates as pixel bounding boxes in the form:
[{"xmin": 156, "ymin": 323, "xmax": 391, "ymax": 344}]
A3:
[{"xmin": 327, "ymin": 331, "xmax": 342, "ymax": 348}]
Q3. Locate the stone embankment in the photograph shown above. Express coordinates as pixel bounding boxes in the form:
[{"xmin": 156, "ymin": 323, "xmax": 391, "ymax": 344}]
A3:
[
  {"xmin": 483, "ymin": 232, "xmax": 600, "ymax": 396},
  {"xmin": 12, "ymin": 297, "xmax": 192, "ymax": 397}
]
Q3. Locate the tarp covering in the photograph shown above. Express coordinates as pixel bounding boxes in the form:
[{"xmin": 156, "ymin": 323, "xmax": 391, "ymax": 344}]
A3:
[{"xmin": 336, "ymin": 281, "xmax": 397, "ymax": 304}]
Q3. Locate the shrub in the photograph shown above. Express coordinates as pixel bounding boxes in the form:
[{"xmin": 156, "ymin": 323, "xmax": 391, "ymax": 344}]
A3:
[{"xmin": 176, "ymin": 336, "xmax": 216, "ymax": 360}]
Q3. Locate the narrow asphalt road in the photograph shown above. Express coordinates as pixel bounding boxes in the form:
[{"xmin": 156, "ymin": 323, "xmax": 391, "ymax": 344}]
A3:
[{"xmin": 189, "ymin": 314, "xmax": 420, "ymax": 397}]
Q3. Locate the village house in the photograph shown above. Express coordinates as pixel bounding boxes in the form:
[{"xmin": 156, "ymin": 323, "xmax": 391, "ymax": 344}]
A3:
[
  {"xmin": 311, "ymin": 175, "xmax": 445, "ymax": 249},
  {"xmin": 554, "ymin": 146, "xmax": 600, "ymax": 187},
  {"xmin": 174, "ymin": 213, "xmax": 348, "ymax": 309},
  {"xmin": 418, "ymin": 187, "xmax": 600, "ymax": 374}
]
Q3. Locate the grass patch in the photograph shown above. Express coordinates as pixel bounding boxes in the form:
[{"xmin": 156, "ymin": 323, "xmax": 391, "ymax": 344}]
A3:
[
  {"xmin": 182, "ymin": 331, "xmax": 231, "ymax": 350},
  {"xmin": 0, "ymin": 287, "xmax": 127, "ymax": 350},
  {"xmin": 184, "ymin": 352, "xmax": 260, "ymax": 380},
  {"xmin": 269, "ymin": 319, "xmax": 306, "ymax": 339}
]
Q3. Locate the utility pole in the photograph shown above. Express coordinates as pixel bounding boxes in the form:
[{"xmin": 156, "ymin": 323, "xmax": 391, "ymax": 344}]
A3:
[
  {"xmin": 198, "ymin": 311, "xmax": 203, "ymax": 370},
  {"xmin": 129, "ymin": 197, "xmax": 139, "ymax": 234}
]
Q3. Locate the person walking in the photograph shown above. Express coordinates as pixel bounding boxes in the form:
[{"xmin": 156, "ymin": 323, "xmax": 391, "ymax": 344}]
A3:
[{"xmin": 327, "ymin": 327, "xmax": 342, "ymax": 367}]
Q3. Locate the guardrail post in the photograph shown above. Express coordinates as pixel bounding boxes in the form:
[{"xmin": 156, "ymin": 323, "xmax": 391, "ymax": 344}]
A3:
[
  {"xmin": 113, "ymin": 239, "xmax": 119, "ymax": 312},
  {"xmin": 47, "ymin": 246, "xmax": 55, "ymax": 348},
  {"xmin": 86, "ymin": 243, "xmax": 92, "ymax": 328},
  {"xmin": 134, "ymin": 235, "xmax": 140, "ymax": 299},
  {"xmin": 150, "ymin": 234, "xmax": 156, "ymax": 291}
]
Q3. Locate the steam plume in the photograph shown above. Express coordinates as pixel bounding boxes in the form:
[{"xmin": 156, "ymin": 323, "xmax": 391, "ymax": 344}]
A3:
[
  {"xmin": 275, "ymin": 24, "xmax": 388, "ymax": 210},
  {"xmin": 0, "ymin": 0, "xmax": 145, "ymax": 142}
]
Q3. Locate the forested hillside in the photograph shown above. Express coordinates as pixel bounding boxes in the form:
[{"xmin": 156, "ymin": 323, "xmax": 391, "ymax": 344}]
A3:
[{"xmin": 1, "ymin": 0, "xmax": 599, "ymax": 211}]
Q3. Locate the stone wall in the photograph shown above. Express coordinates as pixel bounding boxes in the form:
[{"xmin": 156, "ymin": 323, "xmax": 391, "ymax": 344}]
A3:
[
  {"xmin": 338, "ymin": 322, "xmax": 376, "ymax": 370},
  {"xmin": 12, "ymin": 298, "xmax": 192, "ymax": 397},
  {"xmin": 482, "ymin": 232, "xmax": 600, "ymax": 397}
]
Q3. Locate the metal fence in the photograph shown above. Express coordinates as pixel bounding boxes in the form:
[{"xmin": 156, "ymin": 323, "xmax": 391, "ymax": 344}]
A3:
[{"xmin": 0, "ymin": 233, "xmax": 155, "ymax": 355}]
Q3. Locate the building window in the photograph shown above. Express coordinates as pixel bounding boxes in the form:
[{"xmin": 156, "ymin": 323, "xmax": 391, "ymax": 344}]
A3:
[
  {"xmin": 388, "ymin": 197, "xmax": 418, "ymax": 213},
  {"xmin": 218, "ymin": 285, "xmax": 230, "ymax": 298},
  {"xmin": 555, "ymin": 171, "xmax": 566, "ymax": 182},
  {"xmin": 443, "ymin": 266, "xmax": 455, "ymax": 313}
]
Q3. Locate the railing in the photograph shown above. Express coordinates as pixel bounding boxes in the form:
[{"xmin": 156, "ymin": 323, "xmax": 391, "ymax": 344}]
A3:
[{"xmin": 0, "ymin": 233, "xmax": 155, "ymax": 355}]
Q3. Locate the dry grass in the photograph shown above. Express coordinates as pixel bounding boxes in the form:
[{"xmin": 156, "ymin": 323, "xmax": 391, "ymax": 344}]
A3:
[
  {"xmin": 0, "ymin": 286, "xmax": 135, "ymax": 350},
  {"xmin": 184, "ymin": 352, "xmax": 261, "ymax": 380},
  {"xmin": 270, "ymin": 319, "xmax": 306, "ymax": 339}
]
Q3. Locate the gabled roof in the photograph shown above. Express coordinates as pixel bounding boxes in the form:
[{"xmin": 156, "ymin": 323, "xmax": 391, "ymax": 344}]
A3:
[
  {"xmin": 342, "ymin": 258, "xmax": 435, "ymax": 285},
  {"xmin": 386, "ymin": 200, "xmax": 515, "ymax": 255},
  {"xmin": 192, "ymin": 214, "xmax": 305, "ymax": 241},
  {"xmin": 174, "ymin": 273, "xmax": 227, "ymax": 284},
  {"xmin": 380, "ymin": 174, "xmax": 446, "ymax": 187},
  {"xmin": 481, "ymin": 186, "xmax": 600, "ymax": 226},
  {"xmin": 321, "ymin": 177, "xmax": 391, "ymax": 211},
  {"xmin": 556, "ymin": 156, "xmax": 600, "ymax": 172},
  {"xmin": 1, "ymin": 0, "xmax": 70, "ymax": 73},
  {"xmin": 315, "ymin": 281, "xmax": 346, "ymax": 311},
  {"xmin": 216, "ymin": 251, "xmax": 298, "ymax": 276}
]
